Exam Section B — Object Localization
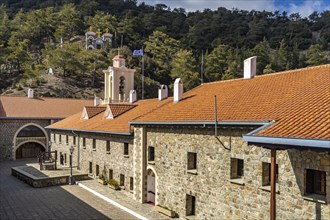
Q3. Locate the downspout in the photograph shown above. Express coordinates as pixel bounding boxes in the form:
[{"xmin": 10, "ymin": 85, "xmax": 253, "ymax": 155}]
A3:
[{"xmin": 72, "ymin": 130, "xmax": 80, "ymax": 170}]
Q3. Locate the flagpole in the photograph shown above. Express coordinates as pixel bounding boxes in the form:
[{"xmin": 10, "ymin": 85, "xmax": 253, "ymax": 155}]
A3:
[
  {"xmin": 142, "ymin": 48, "xmax": 144, "ymax": 100},
  {"xmin": 201, "ymin": 50, "xmax": 204, "ymax": 84}
]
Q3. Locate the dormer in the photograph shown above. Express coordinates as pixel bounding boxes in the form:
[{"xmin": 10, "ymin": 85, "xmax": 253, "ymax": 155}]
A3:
[
  {"xmin": 104, "ymin": 104, "xmax": 136, "ymax": 119},
  {"xmin": 81, "ymin": 106, "xmax": 106, "ymax": 119}
]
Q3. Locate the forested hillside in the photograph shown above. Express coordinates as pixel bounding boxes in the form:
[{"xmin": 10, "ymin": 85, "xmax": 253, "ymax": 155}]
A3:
[{"xmin": 0, "ymin": 0, "xmax": 329, "ymax": 98}]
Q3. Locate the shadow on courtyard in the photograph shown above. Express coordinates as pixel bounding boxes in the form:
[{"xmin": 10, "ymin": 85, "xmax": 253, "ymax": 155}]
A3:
[{"xmin": 0, "ymin": 159, "xmax": 118, "ymax": 220}]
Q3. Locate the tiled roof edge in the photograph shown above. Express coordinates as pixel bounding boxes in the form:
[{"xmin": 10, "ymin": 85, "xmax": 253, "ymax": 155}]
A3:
[{"xmin": 243, "ymin": 135, "xmax": 330, "ymax": 149}]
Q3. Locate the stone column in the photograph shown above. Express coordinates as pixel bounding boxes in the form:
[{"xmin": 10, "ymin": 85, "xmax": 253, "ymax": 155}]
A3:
[{"xmin": 133, "ymin": 127, "xmax": 147, "ymax": 203}]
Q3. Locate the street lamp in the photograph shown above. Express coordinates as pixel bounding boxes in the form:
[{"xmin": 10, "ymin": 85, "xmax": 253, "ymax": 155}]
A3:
[{"xmin": 69, "ymin": 145, "xmax": 74, "ymax": 185}]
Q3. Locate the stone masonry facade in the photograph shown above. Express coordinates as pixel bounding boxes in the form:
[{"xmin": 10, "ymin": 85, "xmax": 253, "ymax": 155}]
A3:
[
  {"xmin": 51, "ymin": 131, "xmax": 134, "ymax": 193},
  {"xmin": 0, "ymin": 119, "xmax": 50, "ymax": 161},
  {"xmin": 133, "ymin": 126, "xmax": 330, "ymax": 219}
]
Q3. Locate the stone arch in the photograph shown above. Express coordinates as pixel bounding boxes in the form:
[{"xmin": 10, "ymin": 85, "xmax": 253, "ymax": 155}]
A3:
[
  {"xmin": 146, "ymin": 165, "xmax": 158, "ymax": 205},
  {"xmin": 13, "ymin": 123, "xmax": 49, "ymax": 160}
]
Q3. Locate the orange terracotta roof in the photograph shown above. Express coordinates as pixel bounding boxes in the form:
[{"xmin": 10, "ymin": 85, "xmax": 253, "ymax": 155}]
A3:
[
  {"xmin": 84, "ymin": 106, "xmax": 106, "ymax": 119},
  {"xmin": 132, "ymin": 65, "xmax": 330, "ymax": 140},
  {"xmin": 47, "ymin": 99, "xmax": 169, "ymax": 134},
  {"xmin": 0, "ymin": 96, "xmax": 93, "ymax": 118}
]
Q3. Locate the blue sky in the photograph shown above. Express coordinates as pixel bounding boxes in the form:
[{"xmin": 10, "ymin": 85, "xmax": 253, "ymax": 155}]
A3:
[{"xmin": 137, "ymin": 0, "xmax": 330, "ymax": 17}]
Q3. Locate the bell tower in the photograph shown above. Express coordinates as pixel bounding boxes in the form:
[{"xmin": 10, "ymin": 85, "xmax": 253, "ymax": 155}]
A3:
[{"xmin": 103, "ymin": 55, "xmax": 135, "ymax": 103}]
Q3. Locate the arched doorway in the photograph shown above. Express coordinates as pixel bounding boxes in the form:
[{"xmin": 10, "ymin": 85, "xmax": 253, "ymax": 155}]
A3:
[
  {"xmin": 147, "ymin": 168, "xmax": 156, "ymax": 205},
  {"xmin": 13, "ymin": 123, "xmax": 48, "ymax": 160},
  {"xmin": 16, "ymin": 142, "xmax": 45, "ymax": 159}
]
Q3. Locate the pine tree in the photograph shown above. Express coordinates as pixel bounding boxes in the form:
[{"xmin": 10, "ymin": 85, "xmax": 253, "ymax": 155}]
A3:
[
  {"xmin": 171, "ymin": 49, "xmax": 200, "ymax": 91},
  {"xmin": 305, "ymin": 44, "xmax": 329, "ymax": 66}
]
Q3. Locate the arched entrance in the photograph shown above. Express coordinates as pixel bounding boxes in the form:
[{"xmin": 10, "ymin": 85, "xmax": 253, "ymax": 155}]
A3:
[
  {"xmin": 13, "ymin": 123, "xmax": 48, "ymax": 160},
  {"xmin": 16, "ymin": 141, "xmax": 45, "ymax": 159},
  {"xmin": 147, "ymin": 168, "xmax": 156, "ymax": 205}
]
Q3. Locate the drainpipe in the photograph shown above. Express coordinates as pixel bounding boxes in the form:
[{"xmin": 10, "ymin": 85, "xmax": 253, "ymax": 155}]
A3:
[
  {"xmin": 270, "ymin": 149, "xmax": 276, "ymax": 220},
  {"xmin": 72, "ymin": 130, "xmax": 80, "ymax": 170}
]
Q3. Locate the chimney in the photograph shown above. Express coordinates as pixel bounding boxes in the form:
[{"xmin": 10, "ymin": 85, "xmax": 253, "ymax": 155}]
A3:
[
  {"xmin": 129, "ymin": 90, "xmax": 137, "ymax": 103},
  {"xmin": 27, "ymin": 88, "xmax": 34, "ymax": 99},
  {"xmin": 244, "ymin": 56, "xmax": 257, "ymax": 79},
  {"xmin": 158, "ymin": 85, "xmax": 168, "ymax": 100},
  {"xmin": 173, "ymin": 78, "xmax": 183, "ymax": 103},
  {"xmin": 94, "ymin": 96, "xmax": 100, "ymax": 106}
]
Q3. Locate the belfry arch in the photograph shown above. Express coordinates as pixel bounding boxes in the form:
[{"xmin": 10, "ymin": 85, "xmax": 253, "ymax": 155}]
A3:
[{"xmin": 13, "ymin": 123, "xmax": 48, "ymax": 160}]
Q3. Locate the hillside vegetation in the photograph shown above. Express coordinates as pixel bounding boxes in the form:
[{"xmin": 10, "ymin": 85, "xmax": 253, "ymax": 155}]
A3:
[{"xmin": 0, "ymin": 0, "xmax": 329, "ymax": 98}]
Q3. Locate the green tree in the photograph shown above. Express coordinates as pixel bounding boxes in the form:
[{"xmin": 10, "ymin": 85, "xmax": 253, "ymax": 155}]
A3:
[
  {"xmin": 87, "ymin": 11, "xmax": 117, "ymax": 34},
  {"xmin": 263, "ymin": 64, "xmax": 275, "ymax": 74},
  {"xmin": 252, "ymin": 38, "xmax": 271, "ymax": 74},
  {"xmin": 54, "ymin": 4, "xmax": 83, "ymax": 40},
  {"xmin": 305, "ymin": 44, "xmax": 329, "ymax": 66},
  {"xmin": 171, "ymin": 49, "xmax": 200, "ymax": 91},
  {"xmin": 204, "ymin": 44, "xmax": 231, "ymax": 82},
  {"xmin": 47, "ymin": 42, "xmax": 85, "ymax": 76},
  {"xmin": 144, "ymin": 31, "xmax": 180, "ymax": 84}
]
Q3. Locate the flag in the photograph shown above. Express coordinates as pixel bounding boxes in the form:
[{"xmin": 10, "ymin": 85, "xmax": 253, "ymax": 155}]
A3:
[{"xmin": 133, "ymin": 49, "xmax": 143, "ymax": 56}]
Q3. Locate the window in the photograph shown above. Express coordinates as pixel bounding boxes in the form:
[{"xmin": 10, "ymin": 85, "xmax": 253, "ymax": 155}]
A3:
[
  {"xmin": 262, "ymin": 162, "xmax": 279, "ymax": 186},
  {"xmin": 89, "ymin": 162, "xmax": 92, "ymax": 173},
  {"xmin": 230, "ymin": 158, "xmax": 244, "ymax": 184},
  {"xmin": 148, "ymin": 146, "xmax": 155, "ymax": 162},
  {"xmin": 73, "ymin": 136, "xmax": 76, "ymax": 145},
  {"xmin": 124, "ymin": 143, "xmax": 129, "ymax": 156},
  {"xmin": 186, "ymin": 194, "xmax": 196, "ymax": 216},
  {"xmin": 64, "ymin": 153, "xmax": 67, "ymax": 164},
  {"xmin": 53, "ymin": 134, "xmax": 56, "ymax": 142},
  {"xmin": 83, "ymin": 138, "xmax": 86, "ymax": 148},
  {"xmin": 109, "ymin": 169, "xmax": 113, "ymax": 180},
  {"xmin": 93, "ymin": 139, "xmax": 96, "ymax": 150},
  {"xmin": 130, "ymin": 177, "xmax": 134, "ymax": 191},
  {"xmin": 96, "ymin": 165, "xmax": 99, "ymax": 176},
  {"xmin": 306, "ymin": 169, "xmax": 326, "ymax": 196},
  {"xmin": 187, "ymin": 152, "xmax": 197, "ymax": 170},
  {"xmin": 106, "ymin": 141, "xmax": 110, "ymax": 152},
  {"xmin": 59, "ymin": 135, "xmax": 62, "ymax": 143},
  {"xmin": 66, "ymin": 135, "xmax": 68, "ymax": 144},
  {"xmin": 120, "ymin": 174, "xmax": 125, "ymax": 186}
]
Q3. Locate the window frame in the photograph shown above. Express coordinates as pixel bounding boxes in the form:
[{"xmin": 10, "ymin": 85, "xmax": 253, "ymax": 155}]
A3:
[
  {"xmin": 187, "ymin": 152, "xmax": 197, "ymax": 171},
  {"xmin": 306, "ymin": 169, "xmax": 326, "ymax": 196},
  {"xmin": 124, "ymin": 143, "xmax": 129, "ymax": 156},
  {"xmin": 148, "ymin": 146, "xmax": 155, "ymax": 162}
]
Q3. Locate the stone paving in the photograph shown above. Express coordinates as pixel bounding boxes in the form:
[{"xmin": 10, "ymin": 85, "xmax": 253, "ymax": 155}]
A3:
[
  {"xmin": 0, "ymin": 159, "xmax": 137, "ymax": 220},
  {"xmin": 77, "ymin": 179, "xmax": 170, "ymax": 220}
]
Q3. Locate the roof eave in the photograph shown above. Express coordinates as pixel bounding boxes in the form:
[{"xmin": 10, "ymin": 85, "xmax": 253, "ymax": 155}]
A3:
[
  {"xmin": 0, "ymin": 117, "xmax": 64, "ymax": 120},
  {"xmin": 243, "ymin": 135, "xmax": 330, "ymax": 149},
  {"xmin": 129, "ymin": 120, "xmax": 272, "ymax": 126},
  {"xmin": 46, "ymin": 127, "xmax": 132, "ymax": 136}
]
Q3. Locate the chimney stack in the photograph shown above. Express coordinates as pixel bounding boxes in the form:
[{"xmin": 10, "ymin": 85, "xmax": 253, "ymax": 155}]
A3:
[
  {"xmin": 173, "ymin": 78, "xmax": 183, "ymax": 103},
  {"xmin": 129, "ymin": 90, "xmax": 137, "ymax": 103},
  {"xmin": 158, "ymin": 85, "xmax": 168, "ymax": 100},
  {"xmin": 28, "ymin": 88, "xmax": 34, "ymax": 99},
  {"xmin": 94, "ymin": 96, "xmax": 100, "ymax": 106},
  {"xmin": 244, "ymin": 56, "xmax": 257, "ymax": 79}
]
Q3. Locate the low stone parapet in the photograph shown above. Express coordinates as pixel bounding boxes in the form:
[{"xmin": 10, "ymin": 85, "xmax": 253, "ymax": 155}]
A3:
[{"xmin": 11, "ymin": 166, "xmax": 90, "ymax": 188}]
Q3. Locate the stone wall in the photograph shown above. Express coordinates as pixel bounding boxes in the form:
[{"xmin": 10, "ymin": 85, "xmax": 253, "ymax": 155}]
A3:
[
  {"xmin": 51, "ymin": 130, "xmax": 134, "ymax": 192},
  {"xmin": 0, "ymin": 119, "xmax": 50, "ymax": 161},
  {"xmin": 134, "ymin": 126, "xmax": 330, "ymax": 219}
]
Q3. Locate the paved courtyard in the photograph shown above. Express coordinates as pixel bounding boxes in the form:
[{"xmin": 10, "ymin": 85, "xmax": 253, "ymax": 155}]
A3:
[{"xmin": 0, "ymin": 159, "xmax": 138, "ymax": 220}]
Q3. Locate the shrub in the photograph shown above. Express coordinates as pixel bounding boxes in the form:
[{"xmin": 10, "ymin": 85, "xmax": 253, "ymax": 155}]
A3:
[{"xmin": 108, "ymin": 179, "xmax": 119, "ymax": 187}]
